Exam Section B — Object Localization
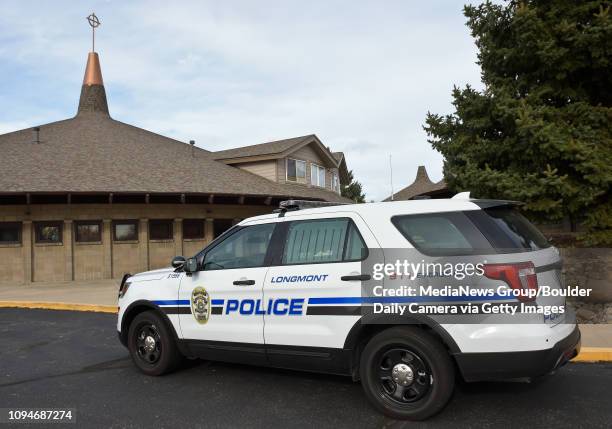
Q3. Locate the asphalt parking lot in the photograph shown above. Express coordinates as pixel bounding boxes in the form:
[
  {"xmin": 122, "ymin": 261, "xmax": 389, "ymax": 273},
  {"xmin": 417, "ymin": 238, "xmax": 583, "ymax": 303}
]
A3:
[{"xmin": 1, "ymin": 308, "xmax": 611, "ymax": 428}]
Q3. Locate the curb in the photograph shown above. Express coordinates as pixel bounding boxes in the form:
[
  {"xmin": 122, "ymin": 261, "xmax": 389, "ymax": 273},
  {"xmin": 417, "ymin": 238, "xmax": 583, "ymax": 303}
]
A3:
[
  {"xmin": 572, "ymin": 347, "xmax": 612, "ymax": 363},
  {"xmin": 0, "ymin": 301, "xmax": 117, "ymax": 314},
  {"xmin": 1, "ymin": 302, "xmax": 611, "ymax": 362}
]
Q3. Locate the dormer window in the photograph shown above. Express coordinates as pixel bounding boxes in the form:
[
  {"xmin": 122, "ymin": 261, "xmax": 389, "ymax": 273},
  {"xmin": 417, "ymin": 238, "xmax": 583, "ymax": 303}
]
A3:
[
  {"xmin": 286, "ymin": 158, "xmax": 306, "ymax": 183},
  {"xmin": 311, "ymin": 164, "xmax": 326, "ymax": 188}
]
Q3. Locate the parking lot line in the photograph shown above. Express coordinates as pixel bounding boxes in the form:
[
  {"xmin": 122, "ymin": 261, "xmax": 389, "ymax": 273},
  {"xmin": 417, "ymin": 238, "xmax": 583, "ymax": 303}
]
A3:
[
  {"xmin": 572, "ymin": 347, "xmax": 612, "ymax": 362},
  {"xmin": 0, "ymin": 300, "xmax": 117, "ymax": 314}
]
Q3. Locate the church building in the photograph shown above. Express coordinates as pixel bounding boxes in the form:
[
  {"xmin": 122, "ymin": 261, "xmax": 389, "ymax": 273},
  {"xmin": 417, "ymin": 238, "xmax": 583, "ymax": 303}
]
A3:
[{"xmin": 0, "ymin": 42, "xmax": 351, "ymax": 284}]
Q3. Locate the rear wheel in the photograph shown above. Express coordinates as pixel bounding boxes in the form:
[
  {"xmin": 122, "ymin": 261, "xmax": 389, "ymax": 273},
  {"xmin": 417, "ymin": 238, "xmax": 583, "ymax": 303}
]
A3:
[
  {"xmin": 128, "ymin": 311, "xmax": 182, "ymax": 376},
  {"xmin": 359, "ymin": 326, "xmax": 455, "ymax": 420}
]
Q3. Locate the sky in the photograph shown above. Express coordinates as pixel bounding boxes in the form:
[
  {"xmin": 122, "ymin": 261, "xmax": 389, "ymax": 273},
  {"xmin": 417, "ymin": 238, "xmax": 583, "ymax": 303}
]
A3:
[{"xmin": 0, "ymin": 0, "xmax": 484, "ymax": 201}]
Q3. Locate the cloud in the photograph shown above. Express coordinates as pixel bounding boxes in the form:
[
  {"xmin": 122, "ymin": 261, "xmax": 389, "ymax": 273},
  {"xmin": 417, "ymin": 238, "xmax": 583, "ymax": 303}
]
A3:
[{"xmin": 0, "ymin": 0, "xmax": 483, "ymax": 200}]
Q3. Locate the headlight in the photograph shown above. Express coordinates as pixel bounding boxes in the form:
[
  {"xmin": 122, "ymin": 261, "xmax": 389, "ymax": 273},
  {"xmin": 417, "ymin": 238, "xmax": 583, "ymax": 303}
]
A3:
[
  {"xmin": 118, "ymin": 282, "xmax": 131, "ymax": 299},
  {"xmin": 118, "ymin": 272, "xmax": 132, "ymax": 299}
]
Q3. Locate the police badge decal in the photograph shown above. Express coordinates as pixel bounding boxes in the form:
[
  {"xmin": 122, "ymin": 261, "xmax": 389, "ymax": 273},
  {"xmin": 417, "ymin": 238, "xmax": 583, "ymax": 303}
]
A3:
[{"xmin": 191, "ymin": 287, "xmax": 211, "ymax": 324}]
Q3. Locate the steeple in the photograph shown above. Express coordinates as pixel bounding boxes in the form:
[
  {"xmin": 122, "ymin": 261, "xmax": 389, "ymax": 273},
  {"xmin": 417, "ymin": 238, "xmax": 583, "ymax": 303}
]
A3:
[
  {"xmin": 77, "ymin": 13, "xmax": 109, "ymax": 116},
  {"xmin": 414, "ymin": 165, "xmax": 433, "ymax": 184}
]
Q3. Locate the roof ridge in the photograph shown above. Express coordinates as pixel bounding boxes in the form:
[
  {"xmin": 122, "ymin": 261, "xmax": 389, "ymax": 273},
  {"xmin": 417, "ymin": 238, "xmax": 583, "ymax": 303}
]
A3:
[{"xmin": 213, "ymin": 134, "xmax": 315, "ymax": 156}]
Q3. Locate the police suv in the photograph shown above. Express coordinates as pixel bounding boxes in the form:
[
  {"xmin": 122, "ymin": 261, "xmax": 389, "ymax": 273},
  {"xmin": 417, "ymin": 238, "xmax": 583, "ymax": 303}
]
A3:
[{"xmin": 117, "ymin": 196, "xmax": 581, "ymax": 420}]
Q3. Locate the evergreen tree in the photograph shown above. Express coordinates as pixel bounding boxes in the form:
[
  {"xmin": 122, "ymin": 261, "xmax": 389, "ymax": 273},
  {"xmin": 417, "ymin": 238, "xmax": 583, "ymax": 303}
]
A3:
[
  {"xmin": 424, "ymin": 0, "xmax": 612, "ymax": 244},
  {"xmin": 341, "ymin": 170, "xmax": 366, "ymax": 203}
]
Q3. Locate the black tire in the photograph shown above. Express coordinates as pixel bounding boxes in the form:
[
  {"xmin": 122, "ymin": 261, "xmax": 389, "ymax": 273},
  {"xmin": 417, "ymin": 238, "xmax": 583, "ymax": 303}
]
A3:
[
  {"xmin": 359, "ymin": 326, "xmax": 455, "ymax": 420},
  {"xmin": 127, "ymin": 310, "xmax": 182, "ymax": 376}
]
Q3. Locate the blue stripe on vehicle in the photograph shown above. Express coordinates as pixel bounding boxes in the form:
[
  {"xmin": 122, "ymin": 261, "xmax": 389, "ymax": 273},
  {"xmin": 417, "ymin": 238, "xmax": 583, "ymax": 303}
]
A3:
[
  {"xmin": 308, "ymin": 294, "xmax": 510, "ymax": 305},
  {"xmin": 153, "ymin": 299, "xmax": 224, "ymax": 306},
  {"xmin": 153, "ymin": 300, "xmax": 190, "ymax": 306}
]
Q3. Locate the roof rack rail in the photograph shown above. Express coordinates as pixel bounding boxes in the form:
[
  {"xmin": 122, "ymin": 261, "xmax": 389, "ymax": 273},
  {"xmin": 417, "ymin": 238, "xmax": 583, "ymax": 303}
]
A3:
[{"xmin": 273, "ymin": 199, "xmax": 349, "ymax": 217}]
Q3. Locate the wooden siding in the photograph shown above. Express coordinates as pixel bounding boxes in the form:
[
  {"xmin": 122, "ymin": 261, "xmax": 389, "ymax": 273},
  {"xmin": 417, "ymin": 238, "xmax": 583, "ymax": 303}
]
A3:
[{"xmin": 235, "ymin": 160, "xmax": 277, "ymax": 182}]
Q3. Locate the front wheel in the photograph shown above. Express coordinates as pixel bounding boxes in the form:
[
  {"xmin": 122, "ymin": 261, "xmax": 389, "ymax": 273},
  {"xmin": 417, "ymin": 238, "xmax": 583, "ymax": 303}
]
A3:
[
  {"xmin": 359, "ymin": 327, "xmax": 455, "ymax": 420},
  {"xmin": 127, "ymin": 311, "xmax": 182, "ymax": 376}
]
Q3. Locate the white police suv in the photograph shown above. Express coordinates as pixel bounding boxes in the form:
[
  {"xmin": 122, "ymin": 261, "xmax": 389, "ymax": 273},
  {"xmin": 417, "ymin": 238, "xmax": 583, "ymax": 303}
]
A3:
[{"xmin": 117, "ymin": 197, "xmax": 581, "ymax": 420}]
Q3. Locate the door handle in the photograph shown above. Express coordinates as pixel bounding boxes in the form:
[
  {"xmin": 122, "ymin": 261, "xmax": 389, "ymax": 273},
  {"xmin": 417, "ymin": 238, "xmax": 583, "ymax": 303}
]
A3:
[
  {"xmin": 233, "ymin": 279, "xmax": 256, "ymax": 286},
  {"xmin": 341, "ymin": 274, "xmax": 371, "ymax": 281}
]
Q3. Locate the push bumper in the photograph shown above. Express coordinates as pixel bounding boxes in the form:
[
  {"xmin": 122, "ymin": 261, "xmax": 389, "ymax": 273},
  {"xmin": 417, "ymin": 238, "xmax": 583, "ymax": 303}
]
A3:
[{"xmin": 454, "ymin": 324, "xmax": 581, "ymax": 382}]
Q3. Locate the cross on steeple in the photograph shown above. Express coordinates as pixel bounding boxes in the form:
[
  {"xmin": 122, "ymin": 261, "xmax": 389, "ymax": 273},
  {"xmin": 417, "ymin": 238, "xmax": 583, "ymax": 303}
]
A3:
[{"xmin": 86, "ymin": 13, "xmax": 101, "ymax": 52}]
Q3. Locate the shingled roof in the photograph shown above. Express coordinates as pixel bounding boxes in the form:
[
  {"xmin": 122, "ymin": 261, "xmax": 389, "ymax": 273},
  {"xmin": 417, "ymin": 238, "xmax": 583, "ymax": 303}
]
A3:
[
  {"xmin": 0, "ymin": 52, "xmax": 350, "ymax": 204},
  {"xmin": 213, "ymin": 135, "xmax": 313, "ymax": 160},
  {"xmin": 383, "ymin": 166, "xmax": 449, "ymax": 201},
  {"xmin": 332, "ymin": 151, "xmax": 350, "ymax": 184},
  {"xmin": 212, "ymin": 133, "xmax": 339, "ymax": 167}
]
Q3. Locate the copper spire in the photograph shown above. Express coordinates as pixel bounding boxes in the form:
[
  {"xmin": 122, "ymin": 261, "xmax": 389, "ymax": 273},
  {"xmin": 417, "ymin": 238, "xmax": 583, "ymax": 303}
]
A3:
[
  {"xmin": 83, "ymin": 52, "xmax": 104, "ymax": 85},
  {"xmin": 77, "ymin": 13, "xmax": 109, "ymax": 116}
]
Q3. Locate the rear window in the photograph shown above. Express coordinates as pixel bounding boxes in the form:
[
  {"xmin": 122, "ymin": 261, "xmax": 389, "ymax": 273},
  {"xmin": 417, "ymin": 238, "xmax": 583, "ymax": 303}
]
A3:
[
  {"xmin": 391, "ymin": 212, "xmax": 490, "ymax": 256},
  {"xmin": 393, "ymin": 208, "xmax": 550, "ymax": 256},
  {"xmin": 466, "ymin": 207, "xmax": 550, "ymax": 251}
]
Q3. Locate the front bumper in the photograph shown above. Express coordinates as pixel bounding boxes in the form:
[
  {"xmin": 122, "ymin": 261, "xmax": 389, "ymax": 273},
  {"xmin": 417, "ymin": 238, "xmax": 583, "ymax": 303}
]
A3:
[{"xmin": 454, "ymin": 324, "xmax": 581, "ymax": 382}]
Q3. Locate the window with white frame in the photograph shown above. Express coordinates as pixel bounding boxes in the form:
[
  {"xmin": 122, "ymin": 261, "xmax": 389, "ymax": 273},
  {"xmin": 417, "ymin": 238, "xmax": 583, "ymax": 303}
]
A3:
[
  {"xmin": 332, "ymin": 173, "xmax": 339, "ymax": 192},
  {"xmin": 286, "ymin": 158, "xmax": 306, "ymax": 183},
  {"xmin": 311, "ymin": 164, "xmax": 326, "ymax": 188}
]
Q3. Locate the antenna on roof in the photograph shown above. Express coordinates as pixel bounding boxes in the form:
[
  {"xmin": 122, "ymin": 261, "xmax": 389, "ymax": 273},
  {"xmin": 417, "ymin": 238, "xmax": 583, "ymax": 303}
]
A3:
[
  {"xmin": 389, "ymin": 154, "xmax": 394, "ymax": 201},
  {"xmin": 189, "ymin": 139, "xmax": 195, "ymax": 157}
]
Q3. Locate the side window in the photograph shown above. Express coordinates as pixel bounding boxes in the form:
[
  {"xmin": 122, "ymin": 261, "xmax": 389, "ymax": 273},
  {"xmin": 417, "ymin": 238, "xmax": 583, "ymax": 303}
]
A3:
[
  {"xmin": 113, "ymin": 220, "xmax": 138, "ymax": 242},
  {"xmin": 203, "ymin": 223, "xmax": 275, "ymax": 270},
  {"xmin": 392, "ymin": 212, "xmax": 490, "ymax": 256},
  {"xmin": 466, "ymin": 208, "xmax": 550, "ymax": 251},
  {"xmin": 344, "ymin": 222, "xmax": 367, "ymax": 261},
  {"xmin": 311, "ymin": 164, "xmax": 326, "ymax": 187},
  {"xmin": 0, "ymin": 222, "xmax": 22, "ymax": 244},
  {"xmin": 282, "ymin": 218, "xmax": 367, "ymax": 265},
  {"xmin": 149, "ymin": 219, "xmax": 173, "ymax": 240},
  {"xmin": 75, "ymin": 221, "xmax": 102, "ymax": 243},
  {"xmin": 286, "ymin": 158, "xmax": 306, "ymax": 183},
  {"xmin": 35, "ymin": 221, "xmax": 63, "ymax": 244},
  {"xmin": 183, "ymin": 219, "xmax": 205, "ymax": 240}
]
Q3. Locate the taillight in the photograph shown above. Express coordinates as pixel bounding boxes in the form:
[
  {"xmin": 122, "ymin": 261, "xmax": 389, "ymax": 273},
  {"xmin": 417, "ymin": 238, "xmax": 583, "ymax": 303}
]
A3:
[{"xmin": 483, "ymin": 261, "xmax": 538, "ymax": 302}]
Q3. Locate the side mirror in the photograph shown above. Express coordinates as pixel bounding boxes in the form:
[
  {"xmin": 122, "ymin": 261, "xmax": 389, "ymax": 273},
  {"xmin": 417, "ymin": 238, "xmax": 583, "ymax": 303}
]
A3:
[
  {"xmin": 184, "ymin": 257, "xmax": 199, "ymax": 273},
  {"xmin": 171, "ymin": 256, "xmax": 186, "ymax": 269}
]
